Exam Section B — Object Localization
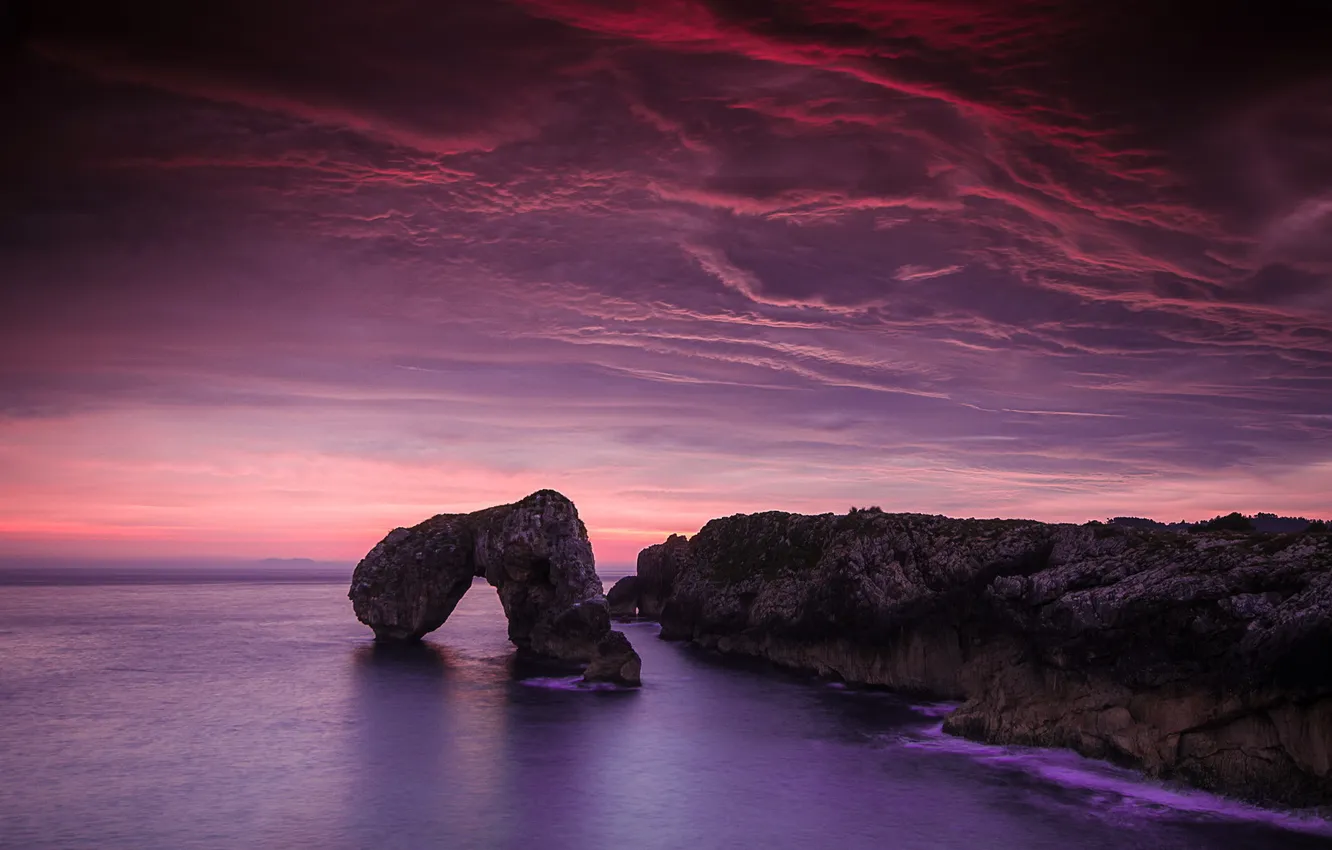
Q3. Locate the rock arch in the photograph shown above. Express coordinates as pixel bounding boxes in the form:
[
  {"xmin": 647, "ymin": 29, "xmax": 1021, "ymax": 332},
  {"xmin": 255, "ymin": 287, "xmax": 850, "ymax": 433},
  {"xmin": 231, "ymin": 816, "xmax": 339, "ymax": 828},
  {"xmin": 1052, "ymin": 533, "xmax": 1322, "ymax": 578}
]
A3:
[{"xmin": 348, "ymin": 490, "xmax": 639, "ymax": 682}]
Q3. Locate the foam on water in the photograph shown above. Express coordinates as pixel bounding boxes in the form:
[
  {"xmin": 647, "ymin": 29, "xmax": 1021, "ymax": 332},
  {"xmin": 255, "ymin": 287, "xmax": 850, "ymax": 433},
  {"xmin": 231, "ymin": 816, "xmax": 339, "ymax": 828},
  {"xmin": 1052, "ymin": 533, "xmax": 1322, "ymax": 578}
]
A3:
[
  {"xmin": 895, "ymin": 714, "xmax": 1332, "ymax": 838},
  {"xmin": 909, "ymin": 701, "xmax": 961, "ymax": 718},
  {"xmin": 518, "ymin": 675, "xmax": 628, "ymax": 692}
]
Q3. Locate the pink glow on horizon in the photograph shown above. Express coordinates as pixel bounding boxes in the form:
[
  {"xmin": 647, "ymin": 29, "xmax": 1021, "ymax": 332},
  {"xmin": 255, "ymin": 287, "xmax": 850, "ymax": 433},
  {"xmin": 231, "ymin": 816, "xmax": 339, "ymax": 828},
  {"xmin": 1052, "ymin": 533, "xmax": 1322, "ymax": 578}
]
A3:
[{"xmin": 1, "ymin": 409, "xmax": 1328, "ymax": 564}]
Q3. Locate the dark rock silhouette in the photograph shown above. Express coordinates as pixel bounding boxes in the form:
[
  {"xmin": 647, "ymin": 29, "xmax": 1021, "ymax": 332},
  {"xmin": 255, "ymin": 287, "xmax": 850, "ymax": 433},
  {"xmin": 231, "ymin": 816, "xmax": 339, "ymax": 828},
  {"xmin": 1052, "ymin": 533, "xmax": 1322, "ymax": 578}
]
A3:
[
  {"xmin": 582, "ymin": 630, "xmax": 642, "ymax": 686},
  {"xmin": 606, "ymin": 575, "xmax": 640, "ymax": 619},
  {"xmin": 1193, "ymin": 511, "xmax": 1256, "ymax": 532},
  {"xmin": 648, "ymin": 509, "xmax": 1332, "ymax": 806},
  {"xmin": 348, "ymin": 491, "xmax": 641, "ymax": 675},
  {"xmin": 600, "ymin": 536, "xmax": 688, "ymax": 620},
  {"xmin": 1108, "ymin": 512, "xmax": 1328, "ymax": 533},
  {"xmin": 634, "ymin": 533, "xmax": 688, "ymax": 619}
]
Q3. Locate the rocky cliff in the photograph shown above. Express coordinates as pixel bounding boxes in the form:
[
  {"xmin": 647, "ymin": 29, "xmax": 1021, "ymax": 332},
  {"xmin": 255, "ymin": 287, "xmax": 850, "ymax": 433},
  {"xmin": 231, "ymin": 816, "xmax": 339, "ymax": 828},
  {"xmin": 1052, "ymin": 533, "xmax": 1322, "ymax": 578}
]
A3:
[
  {"xmin": 649, "ymin": 508, "xmax": 1332, "ymax": 806},
  {"xmin": 605, "ymin": 534, "xmax": 689, "ymax": 619},
  {"xmin": 348, "ymin": 490, "xmax": 641, "ymax": 683}
]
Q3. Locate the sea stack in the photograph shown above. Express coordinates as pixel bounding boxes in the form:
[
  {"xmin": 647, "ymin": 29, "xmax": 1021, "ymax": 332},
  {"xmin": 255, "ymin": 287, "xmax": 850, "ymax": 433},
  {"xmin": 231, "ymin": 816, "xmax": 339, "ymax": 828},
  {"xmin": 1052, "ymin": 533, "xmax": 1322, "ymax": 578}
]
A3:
[
  {"xmin": 606, "ymin": 575, "xmax": 640, "ymax": 619},
  {"xmin": 348, "ymin": 490, "xmax": 642, "ymax": 678},
  {"xmin": 605, "ymin": 533, "xmax": 688, "ymax": 620}
]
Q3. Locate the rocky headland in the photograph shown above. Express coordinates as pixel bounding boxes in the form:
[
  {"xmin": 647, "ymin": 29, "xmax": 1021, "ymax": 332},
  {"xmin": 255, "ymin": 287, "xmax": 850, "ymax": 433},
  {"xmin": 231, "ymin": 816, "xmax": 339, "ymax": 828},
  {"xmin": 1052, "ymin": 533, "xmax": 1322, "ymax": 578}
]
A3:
[
  {"xmin": 347, "ymin": 490, "xmax": 641, "ymax": 685},
  {"xmin": 637, "ymin": 508, "xmax": 1332, "ymax": 806}
]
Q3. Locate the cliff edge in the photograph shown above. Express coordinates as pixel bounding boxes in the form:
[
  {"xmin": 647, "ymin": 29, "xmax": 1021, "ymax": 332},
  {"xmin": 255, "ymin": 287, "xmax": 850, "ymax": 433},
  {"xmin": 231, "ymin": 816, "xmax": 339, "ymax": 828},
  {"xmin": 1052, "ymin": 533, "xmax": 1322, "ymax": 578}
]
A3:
[{"xmin": 649, "ymin": 508, "xmax": 1332, "ymax": 805}]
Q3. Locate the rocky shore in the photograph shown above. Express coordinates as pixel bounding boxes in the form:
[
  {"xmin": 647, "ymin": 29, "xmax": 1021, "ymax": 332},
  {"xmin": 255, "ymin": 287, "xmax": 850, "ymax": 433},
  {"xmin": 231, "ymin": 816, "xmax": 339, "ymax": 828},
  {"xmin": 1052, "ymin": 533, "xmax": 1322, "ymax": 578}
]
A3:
[
  {"xmin": 348, "ymin": 490, "xmax": 641, "ymax": 685},
  {"xmin": 630, "ymin": 508, "xmax": 1332, "ymax": 806}
]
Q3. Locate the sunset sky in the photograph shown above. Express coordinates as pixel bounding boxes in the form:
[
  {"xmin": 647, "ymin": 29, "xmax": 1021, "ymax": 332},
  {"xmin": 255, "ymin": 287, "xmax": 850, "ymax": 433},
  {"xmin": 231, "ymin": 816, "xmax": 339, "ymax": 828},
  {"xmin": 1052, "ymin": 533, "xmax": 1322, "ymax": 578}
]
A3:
[{"xmin": 3, "ymin": 1, "xmax": 1331, "ymax": 566}]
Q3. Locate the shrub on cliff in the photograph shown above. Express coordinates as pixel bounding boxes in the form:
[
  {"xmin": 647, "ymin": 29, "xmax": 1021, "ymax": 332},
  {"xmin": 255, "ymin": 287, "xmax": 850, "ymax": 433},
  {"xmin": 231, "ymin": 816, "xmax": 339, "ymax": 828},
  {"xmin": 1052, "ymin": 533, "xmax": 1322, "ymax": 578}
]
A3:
[{"xmin": 1194, "ymin": 512, "xmax": 1255, "ymax": 532}]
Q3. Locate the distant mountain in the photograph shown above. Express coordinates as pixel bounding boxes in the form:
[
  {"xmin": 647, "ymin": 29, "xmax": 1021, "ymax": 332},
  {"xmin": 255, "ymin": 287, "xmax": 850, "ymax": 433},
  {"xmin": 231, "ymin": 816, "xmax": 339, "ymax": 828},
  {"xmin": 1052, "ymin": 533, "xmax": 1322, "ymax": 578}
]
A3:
[
  {"xmin": 1106, "ymin": 513, "xmax": 1327, "ymax": 533},
  {"xmin": 0, "ymin": 556, "xmax": 353, "ymax": 587}
]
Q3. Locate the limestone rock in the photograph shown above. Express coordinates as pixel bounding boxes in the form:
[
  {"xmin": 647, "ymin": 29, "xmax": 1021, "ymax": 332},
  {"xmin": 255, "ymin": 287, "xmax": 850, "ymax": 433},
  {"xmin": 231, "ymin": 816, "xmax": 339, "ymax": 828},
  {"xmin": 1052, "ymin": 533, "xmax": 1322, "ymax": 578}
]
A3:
[
  {"xmin": 606, "ymin": 575, "xmax": 640, "ymax": 619},
  {"xmin": 648, "ymin": 508, "xmax": 1332, "ymax": 806},
  {"xmin": 348, "ymin": 490, "xmax": 612, "ymax": 662},
  {"xmin": 635, "ymin": 533, "xmax": 688, "ymax": 619},
  {"xmin": 582, "ymin": 630, "xmax": 643, "ymax": 686}
]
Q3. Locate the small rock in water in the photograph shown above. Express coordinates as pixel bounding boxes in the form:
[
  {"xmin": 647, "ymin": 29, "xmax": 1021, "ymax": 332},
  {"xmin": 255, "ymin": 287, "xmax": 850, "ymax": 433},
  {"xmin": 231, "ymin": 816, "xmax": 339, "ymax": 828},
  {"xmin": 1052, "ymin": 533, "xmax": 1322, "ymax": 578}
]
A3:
[{"xmin": 582, "ymin": 630, "xmax": 642, "ymax": 686}]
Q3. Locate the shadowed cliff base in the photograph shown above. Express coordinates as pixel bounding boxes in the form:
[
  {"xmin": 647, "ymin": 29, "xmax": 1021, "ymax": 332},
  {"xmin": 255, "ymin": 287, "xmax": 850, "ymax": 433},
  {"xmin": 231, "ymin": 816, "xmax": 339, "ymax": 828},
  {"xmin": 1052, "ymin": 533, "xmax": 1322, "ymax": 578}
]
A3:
[
  {"xmin": 633, "ymin": 508, "xmax": 1332, "ymax": 807},
  {"xmin": 347, "ymin": 490, "xmax": 641, "ymax": 685}
]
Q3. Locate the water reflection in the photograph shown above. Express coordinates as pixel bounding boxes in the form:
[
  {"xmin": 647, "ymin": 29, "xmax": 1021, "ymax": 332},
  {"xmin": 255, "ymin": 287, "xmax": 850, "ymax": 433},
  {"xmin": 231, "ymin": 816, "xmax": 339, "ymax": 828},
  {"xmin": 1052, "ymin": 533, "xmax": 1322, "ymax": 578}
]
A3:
[
  {"xmin": 347, "ymin": 640, "xmax": 450, "ymax": 849},
  {"xmin": 504, "ymin": 649, "xmax": 586, "ymax": 682},
  {"xmin": 7, "ymin": 578, "xmax": 1325, "ymax": 850},
  {"xmin": 346, "ymin": 629, "xmax": 514, "ymax": 849},
  {"xmin": 340, "ymin": 590, "xmax": 1331, "ymax": 850},
  {"xmin": 352, "ymin": 639, "xmax": 456, "ymax": 673}
]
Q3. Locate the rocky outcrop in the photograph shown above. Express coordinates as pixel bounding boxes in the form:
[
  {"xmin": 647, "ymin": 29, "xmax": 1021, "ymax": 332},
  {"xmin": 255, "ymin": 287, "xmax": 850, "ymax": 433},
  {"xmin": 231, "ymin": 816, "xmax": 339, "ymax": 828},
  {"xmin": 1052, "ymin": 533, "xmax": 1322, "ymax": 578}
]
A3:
[
  {"xmin": 596, "ymin": 535, "xmax": 688, "ymax": 619},
  {"xmin": 635, "ymin": 533, "xmax": 688, "ymax": 618},
  {"xmin": 582, "ymin": 630, "xmax": 643, "ymax": 686},
  {"xmin": 606, "ymin": 575, "xmax": 640, "ymax": 619},
  {"xmin": 348, "ymin": 490, "xmax": 642, "ymax": 677},
  {"xmin": 650, "ymin": 508, "xmax": 1332, "ymax": 806}
]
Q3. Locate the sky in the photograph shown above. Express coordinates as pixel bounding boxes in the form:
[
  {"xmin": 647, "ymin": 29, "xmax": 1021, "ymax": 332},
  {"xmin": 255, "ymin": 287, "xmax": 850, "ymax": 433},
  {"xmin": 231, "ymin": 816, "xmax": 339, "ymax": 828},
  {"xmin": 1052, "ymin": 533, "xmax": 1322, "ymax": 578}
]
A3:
[{"xmin": 2, "ymin": 1, "xmax": 1331, "ymax": 566}]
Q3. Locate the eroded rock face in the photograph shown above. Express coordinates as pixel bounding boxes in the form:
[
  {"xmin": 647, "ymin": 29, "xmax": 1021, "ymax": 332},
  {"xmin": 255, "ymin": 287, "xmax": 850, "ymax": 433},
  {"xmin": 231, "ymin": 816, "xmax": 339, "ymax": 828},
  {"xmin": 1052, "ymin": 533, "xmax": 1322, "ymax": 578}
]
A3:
[
  {"xmin": 348, "ymin": 490, "xmax": 638, "ymax": 669},
  {"xmin": 606, "ymin": 575, "xmax": 640, "ymax": 619},
  {"xmin": 649, "ymin": 509, "xmax": 1332, "ymax": 806},
  {"xmin": 635, "ymin": 533, "xmax": 688, "ymax": 618},
  {"xmin": 582, "ymin": 630, "xmax": 643, "ymax": 686}
]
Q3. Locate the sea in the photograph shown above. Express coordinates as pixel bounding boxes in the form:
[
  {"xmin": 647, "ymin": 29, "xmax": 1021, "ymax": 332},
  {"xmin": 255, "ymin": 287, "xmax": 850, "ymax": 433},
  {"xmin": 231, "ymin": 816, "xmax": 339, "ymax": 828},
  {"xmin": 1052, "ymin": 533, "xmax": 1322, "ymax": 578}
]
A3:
[{"xmin": 1, "ymin": 565, "xmax": 1329, "ymax": 850}]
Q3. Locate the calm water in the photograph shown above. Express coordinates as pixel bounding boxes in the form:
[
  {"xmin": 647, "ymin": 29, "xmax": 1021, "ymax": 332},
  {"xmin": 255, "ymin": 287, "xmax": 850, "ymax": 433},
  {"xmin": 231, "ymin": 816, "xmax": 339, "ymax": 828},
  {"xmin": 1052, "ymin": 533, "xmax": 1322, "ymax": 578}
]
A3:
[{"xmin": 2, "ymin": 570, "xmax": 1330, "ymax": 850}]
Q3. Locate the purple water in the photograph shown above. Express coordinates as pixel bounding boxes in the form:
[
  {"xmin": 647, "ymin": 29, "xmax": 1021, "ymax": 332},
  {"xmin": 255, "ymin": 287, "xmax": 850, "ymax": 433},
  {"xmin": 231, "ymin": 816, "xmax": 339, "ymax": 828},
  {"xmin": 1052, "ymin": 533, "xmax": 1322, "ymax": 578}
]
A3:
[{"xmin": 1, "ymin": 570, "xmax": 1328, "ymax": 850}]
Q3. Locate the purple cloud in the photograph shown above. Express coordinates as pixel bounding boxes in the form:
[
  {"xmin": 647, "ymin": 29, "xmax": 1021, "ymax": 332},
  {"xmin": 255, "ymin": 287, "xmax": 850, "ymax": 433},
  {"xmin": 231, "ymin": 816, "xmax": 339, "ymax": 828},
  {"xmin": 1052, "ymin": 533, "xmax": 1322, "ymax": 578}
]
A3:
[{"xmin": 2, "ymin": 0, "xmax": 1330, "ymax": 559}]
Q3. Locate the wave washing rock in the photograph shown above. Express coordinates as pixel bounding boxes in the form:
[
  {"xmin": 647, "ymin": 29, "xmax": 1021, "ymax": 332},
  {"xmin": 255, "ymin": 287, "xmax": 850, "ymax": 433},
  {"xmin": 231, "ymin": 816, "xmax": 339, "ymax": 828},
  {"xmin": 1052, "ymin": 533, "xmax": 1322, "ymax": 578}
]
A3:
[
  {"xmin": 348, "ymin": 490, "xmax": 641, "ymax": 678},
  {"xmin": 650, "ymin": 508, "xmax": 1332, "ymax": 806}
]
